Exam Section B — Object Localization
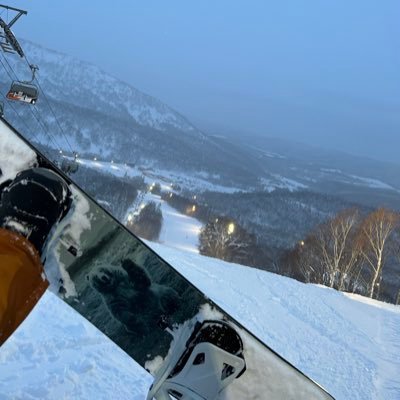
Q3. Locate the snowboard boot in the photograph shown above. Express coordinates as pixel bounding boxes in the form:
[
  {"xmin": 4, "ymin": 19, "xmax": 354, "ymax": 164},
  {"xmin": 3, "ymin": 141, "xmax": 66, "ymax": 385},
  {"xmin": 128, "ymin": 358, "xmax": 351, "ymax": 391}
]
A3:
[{"xmin": 0, "ymin": 167, "xmax": 72, "ymax": 256}]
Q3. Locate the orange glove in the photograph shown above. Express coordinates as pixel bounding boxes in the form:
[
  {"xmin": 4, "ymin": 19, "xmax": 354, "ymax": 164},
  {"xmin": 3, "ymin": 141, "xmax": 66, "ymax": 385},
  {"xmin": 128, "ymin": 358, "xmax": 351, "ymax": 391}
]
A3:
[{"xmin": 0, "ymin": 228, "xmax": 49, "ymax": 346}]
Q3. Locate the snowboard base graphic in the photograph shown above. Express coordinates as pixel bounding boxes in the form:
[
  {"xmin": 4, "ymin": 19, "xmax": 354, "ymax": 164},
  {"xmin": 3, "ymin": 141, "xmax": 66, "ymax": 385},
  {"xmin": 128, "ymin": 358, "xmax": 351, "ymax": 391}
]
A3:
[{"xmin": 0, "ymin": 117, "xmax": 334, "ymax": 399}]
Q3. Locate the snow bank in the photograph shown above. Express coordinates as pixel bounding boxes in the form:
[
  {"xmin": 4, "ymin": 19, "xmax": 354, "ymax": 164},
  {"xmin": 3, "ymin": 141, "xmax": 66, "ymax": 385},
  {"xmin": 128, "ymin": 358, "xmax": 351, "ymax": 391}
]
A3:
[{"xmin": 0, "ymin": 121, "xmax": 37, "ymax": 184}]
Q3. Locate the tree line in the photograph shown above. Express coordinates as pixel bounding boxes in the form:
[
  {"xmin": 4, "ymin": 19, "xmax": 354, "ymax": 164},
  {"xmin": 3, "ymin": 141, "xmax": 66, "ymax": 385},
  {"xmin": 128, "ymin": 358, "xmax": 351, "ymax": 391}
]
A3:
[
  {"xmin": 73, "ymin": 165, "xmax": 145, "ymax": 220},
  {"xmin": 281, "ymin": 208, "xmax": 400, "ymax": 301},
  {"xmin": 159, "ymin": 190, "xmax": 400, "ymax": 303},
  {"xmin": 126, "ymin": 201, "xmax": 163, "ymax": 241}
]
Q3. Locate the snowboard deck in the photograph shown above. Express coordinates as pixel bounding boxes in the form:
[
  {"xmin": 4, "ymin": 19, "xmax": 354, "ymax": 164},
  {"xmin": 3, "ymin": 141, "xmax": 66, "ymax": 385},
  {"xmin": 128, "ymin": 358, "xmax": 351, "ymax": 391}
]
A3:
[{"xmin": 0, "ymin": 117, "xmax": 335, "ymax": 399}]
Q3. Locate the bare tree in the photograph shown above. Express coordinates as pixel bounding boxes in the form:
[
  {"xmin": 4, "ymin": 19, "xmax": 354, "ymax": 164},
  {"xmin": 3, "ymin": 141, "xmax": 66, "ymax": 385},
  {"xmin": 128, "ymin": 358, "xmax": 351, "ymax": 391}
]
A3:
[
  {"xmin": 358, "ymin": 208, "xmax": 400, "ymax": 298},
  {"xmin": 315, "ymin": 209, "xmax": 361, "ymax": 290},
  {"xmin": 280, "ymin": 229, "xmax": 336, "ymax": 285},
  {"xmin": 391, "ymin": 229, "xmax": 400, "ymax": 304},
  {"xmin": 283, "ymin": 209, "xmax": 364, "ymax": 292}
]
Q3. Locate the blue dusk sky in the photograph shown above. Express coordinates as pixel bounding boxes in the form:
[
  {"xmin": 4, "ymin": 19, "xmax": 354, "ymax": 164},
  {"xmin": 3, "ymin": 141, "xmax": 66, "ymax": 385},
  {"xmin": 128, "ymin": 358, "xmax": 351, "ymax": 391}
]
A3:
[{"xmin": 5, "ymin": 0, "xmax": 400, "ymax": 163}]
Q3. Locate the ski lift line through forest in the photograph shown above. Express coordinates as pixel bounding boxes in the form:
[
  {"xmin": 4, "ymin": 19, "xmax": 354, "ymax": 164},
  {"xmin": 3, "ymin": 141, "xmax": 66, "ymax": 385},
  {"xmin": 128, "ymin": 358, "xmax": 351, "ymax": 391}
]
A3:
[{"xmin": 0, "ymin": 52, "xmax": 60, "ymax": 152}]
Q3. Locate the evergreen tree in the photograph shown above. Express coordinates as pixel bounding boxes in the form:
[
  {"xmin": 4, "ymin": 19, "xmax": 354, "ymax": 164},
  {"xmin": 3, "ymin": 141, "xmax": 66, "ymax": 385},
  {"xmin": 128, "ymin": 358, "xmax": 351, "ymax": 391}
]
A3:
[
  {"xmin": 127, "ymin": 201, "xmax": 163, "ymax": 241},
  {"xmin": 199, "ymin": 217, "xmax": 256, "ymax": 265}
]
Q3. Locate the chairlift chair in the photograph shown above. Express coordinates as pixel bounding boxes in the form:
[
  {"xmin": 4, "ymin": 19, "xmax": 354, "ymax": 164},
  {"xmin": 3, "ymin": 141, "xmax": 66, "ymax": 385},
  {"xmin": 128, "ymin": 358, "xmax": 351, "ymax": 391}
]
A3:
[
  {"xmin": 6, "ymin": 64, "xmax": 39, "ymax": 105},
  {"xmin": 6, "ymin": 81, "xmax": 38, "ymax": 104},
  {"xmin": 60, "ymin": 153, "xmax": 79, "ymax": 175}
]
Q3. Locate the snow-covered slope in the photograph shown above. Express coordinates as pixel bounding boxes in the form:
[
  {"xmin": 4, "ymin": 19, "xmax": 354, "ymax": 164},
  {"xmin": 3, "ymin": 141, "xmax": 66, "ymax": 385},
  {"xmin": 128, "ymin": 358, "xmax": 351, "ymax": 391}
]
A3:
[
  {"xmin": 0, "ymin": 40, "xmax": 262, "ymax": 187},
  {"xmin": 8, "ymin": 40, "xmax": 199, "ymax": 136},
  {"xmin": 133, "ymin": 191, "xmax": 202, "ymax": 254},
  {"xmin": 0, "ymin": 243, "xmax": 399, "ymax": 400}
]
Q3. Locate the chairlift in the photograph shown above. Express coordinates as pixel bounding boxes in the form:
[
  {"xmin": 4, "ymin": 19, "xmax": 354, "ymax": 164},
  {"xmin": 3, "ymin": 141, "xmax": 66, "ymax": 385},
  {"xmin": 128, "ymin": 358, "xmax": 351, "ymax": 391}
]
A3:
[
  {"xmin": 6, "ymin": 64, "xmax": 39, "ymax": 105},
  {"xmin": 60, "ymin": 153, "xmax": 79, "ymax": 175}
]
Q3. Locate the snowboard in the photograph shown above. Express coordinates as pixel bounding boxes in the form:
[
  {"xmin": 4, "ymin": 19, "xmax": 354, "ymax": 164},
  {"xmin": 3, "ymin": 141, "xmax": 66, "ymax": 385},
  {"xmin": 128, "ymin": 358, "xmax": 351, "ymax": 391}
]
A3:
[{"xmin": 0, "ymin": 117, "xmax": 335, "ymax": 399}]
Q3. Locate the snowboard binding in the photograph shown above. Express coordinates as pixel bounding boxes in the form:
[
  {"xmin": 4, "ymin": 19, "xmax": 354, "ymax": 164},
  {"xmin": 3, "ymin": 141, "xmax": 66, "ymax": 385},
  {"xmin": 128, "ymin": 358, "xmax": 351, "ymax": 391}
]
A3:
[
  {"xmin": 147, "ymin": 320, "xmax": 246, "ymax": 400},
  {"xmin": 0, "ymin": 167, "xmax": 72, "ymax": 255}
]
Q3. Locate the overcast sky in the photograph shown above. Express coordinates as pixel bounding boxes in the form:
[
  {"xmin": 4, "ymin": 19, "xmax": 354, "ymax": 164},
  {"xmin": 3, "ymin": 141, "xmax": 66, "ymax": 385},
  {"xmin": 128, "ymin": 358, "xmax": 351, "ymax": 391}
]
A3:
[{"xmin": 5, "ymin": 0, "xmax": 400, "ymax": 163}]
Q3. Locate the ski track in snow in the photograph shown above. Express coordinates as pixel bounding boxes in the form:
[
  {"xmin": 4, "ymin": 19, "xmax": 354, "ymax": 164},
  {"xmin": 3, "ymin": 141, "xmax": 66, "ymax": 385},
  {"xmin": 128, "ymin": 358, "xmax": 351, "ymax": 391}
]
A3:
[
  {"xmin": 147, "ymin": 192, "xmax": 202, "ymax": 254},
  {"xmin": 123, "ymin": 189, "xmax": 203, "ymax": 254},
  {"xmin": 147, "ymin": 247, "xmax": 400, "ymax": 400},
  {"xmin": 0, "ymin": 294, "xmax": 151, "ymax": 400},
  {"xmin": 370, "ymin": 303, "xmax": 400, "ymax": 398}
]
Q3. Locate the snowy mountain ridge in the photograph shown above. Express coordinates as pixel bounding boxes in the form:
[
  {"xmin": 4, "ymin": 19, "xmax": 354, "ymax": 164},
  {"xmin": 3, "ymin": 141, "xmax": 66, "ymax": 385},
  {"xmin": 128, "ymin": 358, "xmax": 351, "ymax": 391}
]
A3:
[
  {"xmin": 2, "ymin": 39, "xmax": 400, "ymax": 207},
  {"xmin": 1, "ymin": 39, "xmax": 265, "ymax": 185},
  {"xmin": 15, "ymin": 40, "xmax": 199, "ymax": 135}
]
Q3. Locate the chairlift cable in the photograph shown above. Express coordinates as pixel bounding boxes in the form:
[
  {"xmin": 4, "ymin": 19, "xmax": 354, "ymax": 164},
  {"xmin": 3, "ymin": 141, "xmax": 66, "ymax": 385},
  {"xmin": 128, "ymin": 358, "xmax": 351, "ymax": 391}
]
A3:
[
  {"xmin": 33, "ymin": 71, "xmax": 75, "ymax": 154},
  {"xmin": 0, "ymin": 50, "xmax": 20, "ymax": 83},
  {"xmin": 0, "ymin": 90, "xmax": 40, "ymax": 144},
  {"xmin": 0, "ymin": 7, "xmax": 77, "ymax": 168},
  {"xmin": 1, "ymin": 99, "xmax": 40, "ymax": 143},
  {"xmin": 0, "ymin": 53, "xmax": 51, "ymax": 141},
  {"xmin": 0, "ymin": 51, "xmax": 16, "ymax": 80},
  {"xmin": 22, "ymin": 53, "xmax": 75, "ymax": 155},
  {"xmin": 0, "ymin": 53, "xmax": 59, "ymax": 150},
  {"xmin": 0, "ymin": 45, "xmax": 70, "ymax": 157},
  {"xmin": 29, "ymin": 105, "xmax": 61, "ymax": 151},
  {"xmin": 0, "ymin": 51, "xmax": 60, "ymax": 151},
  {"xmin": 0, "ymin": 5, "xmax": 63, "ymax": 159},
  {"xmin": 1, "ymin": 56, "xmax": 77, "ymax": 173},
  {"xmin": 0, "ymin": 53, "xmax": 60, "ymax": 152}
]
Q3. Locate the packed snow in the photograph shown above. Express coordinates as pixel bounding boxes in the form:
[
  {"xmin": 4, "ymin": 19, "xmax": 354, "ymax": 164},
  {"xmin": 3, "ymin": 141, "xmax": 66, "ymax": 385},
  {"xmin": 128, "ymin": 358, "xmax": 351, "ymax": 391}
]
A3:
[
  {"xmin": 75, "ymin": 156, "xmax": 242, "ymax": 194},
  {"xmin": 0, "ymin": 123, "xmax": 37, "ymax": 185},
  {"xmin": 8, "ymin": 39, "xmax": 199, "ymax": 136},
  {"xmin": 142, "ymin": 167, "xmax": 241, "ymax": 193},
  {"xmin": 260, "ymin": 175, "xmax": 308, "ymax": 192},
  {"xmin": 0, "ymin": 240, "xmax": 399, "ymax": 399},
  {"xmin": 319, "ymin": 168, "xmax": 397, "ymax": 192},
  {"xmin": 347, "ymin": 175, "xmax": 396, "ymax": 191},
  {"xmin": 134, "ymin": 191, "xmax": 202, "ymax": 254}
]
